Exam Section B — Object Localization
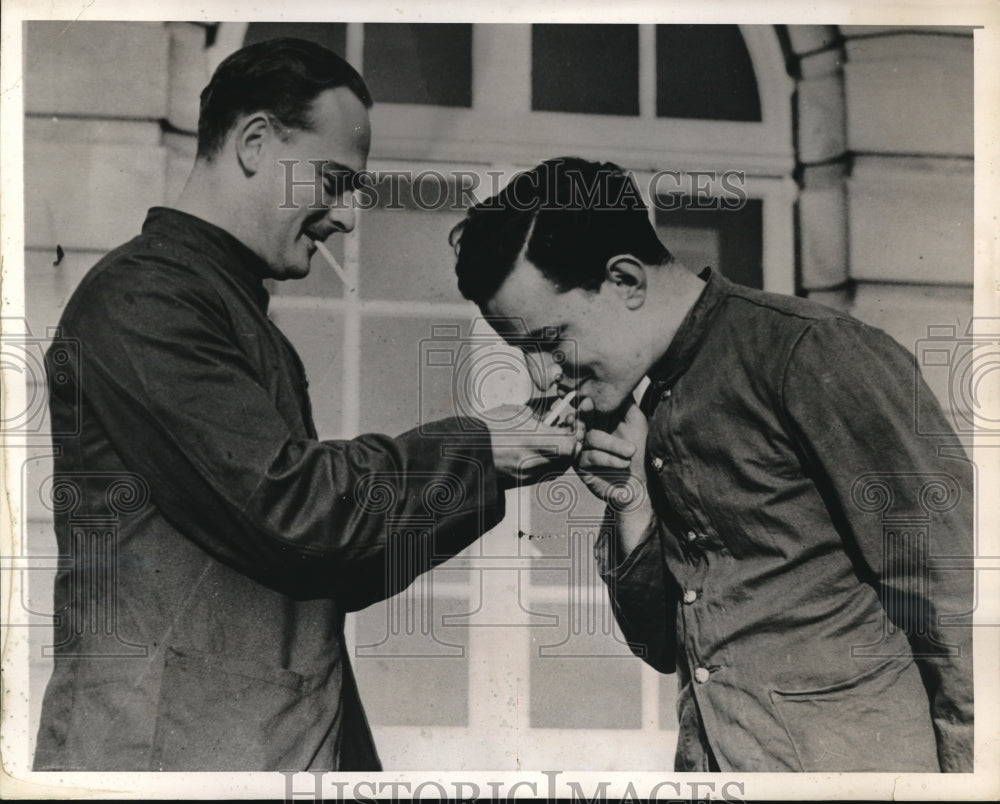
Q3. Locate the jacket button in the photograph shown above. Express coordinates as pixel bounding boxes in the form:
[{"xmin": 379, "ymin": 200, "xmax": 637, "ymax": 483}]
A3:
[
  {"xmin": 651, "ymin": 456, "xmax": 664, "ymax": 471},
  {"xmin": 694, "ymin": 667, "xmax": 711, "ymax": 684},
  {"xmin": 686, "ymin": 530, "xmax": 698, "ymax": 543},
  {"xmin": 661, "ymin": 388, "xmax": 672, "ymax": 401},
  {"xmin": 683, "ymin": 589, "xmax": 698, "ymax": 604}
]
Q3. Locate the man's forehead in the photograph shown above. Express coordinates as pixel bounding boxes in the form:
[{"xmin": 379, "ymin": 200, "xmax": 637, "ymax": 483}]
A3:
[
  {"xmin": 302, "ymin": 87, "xmax": 371, "ymax": 165},
  {"xmin": 483, "ymin": 257, "xmax": 565, "ymax": 336},
  {"xmin": 491, "ymin": 254, "xmax": 556, "ymax": 304}
]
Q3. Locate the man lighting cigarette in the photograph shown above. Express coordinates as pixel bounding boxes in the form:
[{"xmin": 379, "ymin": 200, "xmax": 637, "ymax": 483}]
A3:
[
  {"xmin": 448, "ymin": 156, "xmax": 974, "ymax": 773},
  {"xmin": 33, "ymin": 40, "xmax": 581, "ymax": 772}
]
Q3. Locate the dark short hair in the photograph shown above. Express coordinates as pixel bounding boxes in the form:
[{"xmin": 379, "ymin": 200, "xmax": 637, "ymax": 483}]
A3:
[
  {"xmin": 450, "ymin": 157, "xmax": 673, "ymax": 305},
  {"xmin": 196, "ymin": 37, "xmax": 373, "ymax": 160}
]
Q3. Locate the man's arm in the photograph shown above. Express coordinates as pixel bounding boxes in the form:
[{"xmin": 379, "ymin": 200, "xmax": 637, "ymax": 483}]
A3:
[
  {"xmin": 782, "ymin": 317, "xmax": 974, "ymax": 772},
  {"xmin": 54, "ymin": 262, "xmax": 574, "ymax": 608},
  {"xmin": 594, "ymin": 513, "xmax": 679, "ymax": 674}
]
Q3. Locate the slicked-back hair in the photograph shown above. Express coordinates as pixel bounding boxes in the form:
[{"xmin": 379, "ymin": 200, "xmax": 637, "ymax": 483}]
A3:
[
  {"xmin": 450, "ymin": 157, "xmax": 673, "ymax": 306},
  {"xmin": 196, "ymin": 37, "xmax": 373, "ymax": 161}
]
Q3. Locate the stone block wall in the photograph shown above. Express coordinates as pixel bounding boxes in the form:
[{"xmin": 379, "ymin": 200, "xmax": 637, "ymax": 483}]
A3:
[{"xmin": 790, "ymin": 25, "xmax": 974, "ymax": 369}]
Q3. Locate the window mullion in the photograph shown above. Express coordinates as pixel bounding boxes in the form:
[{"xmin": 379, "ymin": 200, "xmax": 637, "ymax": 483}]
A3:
[
  {"xmin": 472, "ymin": 24, "xmax": 531, "ymax": 116},
  {"xmin": 640, "ymin": 662, "xmax": 661, "ymax": 732},
  {"xmin": 346, "ymin": 22, "xmax": 364, "ymax": 71},
  {"xmin": 639, "ymin": 24, "xmax": 656, "ymax": 120}
]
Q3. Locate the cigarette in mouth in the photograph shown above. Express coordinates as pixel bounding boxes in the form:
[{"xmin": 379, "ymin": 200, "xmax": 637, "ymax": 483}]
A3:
[
  {"xmin": 313, "ymin": 238, "xmax": 353, "ymax": 292},
  {"xmin": 542, "ymin": 390, "xmax": 578, "ymax": 426}
]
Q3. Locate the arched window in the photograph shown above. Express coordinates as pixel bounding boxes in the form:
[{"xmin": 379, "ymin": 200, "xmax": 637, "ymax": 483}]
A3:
[
  {"xmin": 532, "ymin": 24, "xmax": 641, "ymax": 116},
  {"xmin": 655, "ymin": 24, "xmax": 762, "ymax": 121}
]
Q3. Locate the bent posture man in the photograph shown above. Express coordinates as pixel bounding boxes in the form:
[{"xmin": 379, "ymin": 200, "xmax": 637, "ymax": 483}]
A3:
[
  {"xmin": 450, "ymin": 157, "xmax": 974, "ymax": 772},
  {"xmin": 34, "ymin": 40, "xmax": 578, "ymax": 771}
]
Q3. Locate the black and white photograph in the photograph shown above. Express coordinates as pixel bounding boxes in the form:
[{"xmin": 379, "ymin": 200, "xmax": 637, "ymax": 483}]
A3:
[{"xmin": 1, "ymin": 1, "xmax": 998, "ymax": 800}]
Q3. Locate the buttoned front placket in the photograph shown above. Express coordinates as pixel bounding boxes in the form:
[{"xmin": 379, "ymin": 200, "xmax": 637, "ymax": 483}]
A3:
[{"xmin": 644, "ymin": 375, "xmax": 732, "ymax": 765}]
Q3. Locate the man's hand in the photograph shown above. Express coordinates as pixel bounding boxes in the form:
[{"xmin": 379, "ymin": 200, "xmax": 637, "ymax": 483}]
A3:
[
  {"xmin": 575, "ymin": 399, "xmax": 654, "ymax": 554},
  {"xmin": 576, "ymin": 399, "xmax": 648, "ymax": 503},
  {"xmin": 483, "ymin": 403, "xmax": 584, "ymax": 490}
]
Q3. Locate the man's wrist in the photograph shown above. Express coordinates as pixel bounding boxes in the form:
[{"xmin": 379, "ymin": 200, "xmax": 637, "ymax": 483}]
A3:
[
  {"xmin": 615, "ymin": 502, "xmax": 656, "ymax": 556},
  {"xmin": 597, "ymin": 503, "xmax": 657, "ymax": 576}
]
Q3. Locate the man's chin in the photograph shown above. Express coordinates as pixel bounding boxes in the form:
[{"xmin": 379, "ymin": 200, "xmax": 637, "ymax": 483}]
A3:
[{"xmin": 269, "ymin": 261, "xmax": 311, "ymax": 281}]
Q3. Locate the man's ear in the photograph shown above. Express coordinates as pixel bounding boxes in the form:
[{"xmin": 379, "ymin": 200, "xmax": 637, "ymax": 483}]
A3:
[
  {"xmin": 234, "ymin": 112, "xmax": 273, "ymax": 176},
  {"xmin": 606, "ymin": 254, "xmax": 647, "ymax": 310}
]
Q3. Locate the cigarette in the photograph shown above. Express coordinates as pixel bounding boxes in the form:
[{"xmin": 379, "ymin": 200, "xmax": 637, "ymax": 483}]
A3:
[
  {"xmin": 313, "ymin": 239, "xmax": 354, "ymax": 292},
  {"xmin": 542, "ymin": 390, "xmax": 577, "ymax": 426}
]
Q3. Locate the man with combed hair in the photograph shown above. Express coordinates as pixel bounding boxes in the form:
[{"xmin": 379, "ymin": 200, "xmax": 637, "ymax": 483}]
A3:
[
  {"xmin": 449, "ymin": 156, "xmax": 974, "ymax": 772},
  {"xmin": 34, "ymin": 40, "xmax": 579, "ymax": 772}
]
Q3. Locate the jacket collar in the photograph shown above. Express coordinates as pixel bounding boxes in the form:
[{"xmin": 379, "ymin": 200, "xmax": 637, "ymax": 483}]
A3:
[
  {"xmin": 142, "ymin": 207, "xmax": 271, "ymax": 312},
  {"xmin": 647, "ymin": 267, "xmax": 732, "ymax": 388}
]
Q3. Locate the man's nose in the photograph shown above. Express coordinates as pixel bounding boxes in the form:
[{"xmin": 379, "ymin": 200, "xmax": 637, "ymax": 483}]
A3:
[{"xmin": 325, "ymin": 198, "xmax": 356, "ymax": 234}]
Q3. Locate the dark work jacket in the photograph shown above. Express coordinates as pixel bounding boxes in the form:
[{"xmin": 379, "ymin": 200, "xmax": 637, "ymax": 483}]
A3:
[
  {"xmin": 597, "ymin": 270, "xmax": 973, "ymax": 773},
  {"xmin": 33, "ymin": 207, "xmax": 504, "ymax": 771}
]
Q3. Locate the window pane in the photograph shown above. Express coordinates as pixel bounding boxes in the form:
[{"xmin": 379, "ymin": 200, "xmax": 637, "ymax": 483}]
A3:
[
  {"xmin": 532, "ymin": 25, "xmax": 639, "ymax": 116},
  {"xmin": 358, "ymin": 173, "xmax": 468, "ymax": 304},
  {"xmin": 363, "ymin": 24, "xmax": 472, "ymax": 107},
  {"xmin": 656, "ymin": 25, "xmax": 762, "ymax": 121},
  {"xmin": 243, "ymin": 22, "xmax": 347, "ymax": 56},
  {"xmin": 353, "ymin": 595, "xmax": 471, "ymax": 726},
  {"xmin": 524, "ymin": 514, "xmax": 643, "ymax": 729},
  {"xmin": 359, "ymin": 316, "xmax": 471, "ymax": 434},
  {"xmin": 529, "ymin": 616, "xmax": 642, "ymax": 729},
  {"xmin": 659, "ymin": 670, "xmax": 679, "ymax": 730},
  {"xmin": 655, "ymin": 199, "xmax": 764, "ymax": 290}
]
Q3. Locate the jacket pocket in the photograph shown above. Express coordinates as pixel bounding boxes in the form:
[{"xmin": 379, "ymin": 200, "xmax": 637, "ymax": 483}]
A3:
[
  {"xmin": 151, "ymin": 646, "xmax": 337, "ymax": 770},
  {"xmin": 770, "ymin": 656, "xmax": 939, "ymax": 772}
]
